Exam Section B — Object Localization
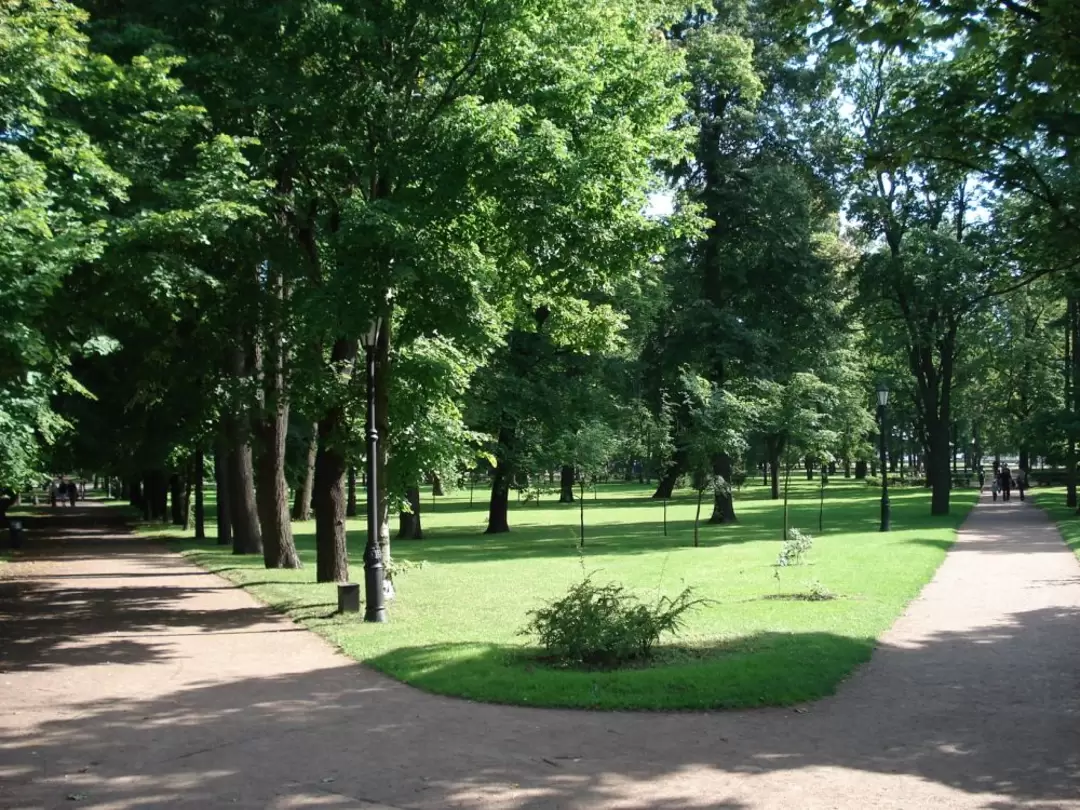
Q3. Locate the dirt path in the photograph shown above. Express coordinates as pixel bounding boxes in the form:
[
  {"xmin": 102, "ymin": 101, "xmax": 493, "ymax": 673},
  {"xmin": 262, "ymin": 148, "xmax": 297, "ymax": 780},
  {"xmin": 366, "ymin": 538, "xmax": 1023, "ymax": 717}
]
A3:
[{"xmin": 1, "ymin": 496, "xmax": 1079, "ymax": 810}]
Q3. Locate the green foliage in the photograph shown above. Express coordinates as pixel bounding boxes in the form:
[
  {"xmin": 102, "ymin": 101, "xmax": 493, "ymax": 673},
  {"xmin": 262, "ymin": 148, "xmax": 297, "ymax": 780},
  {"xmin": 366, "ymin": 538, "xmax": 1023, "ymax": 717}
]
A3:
[
  {"xmin": 523, "ymin": 574, "xmax": 705, "ymax": 668},
  {"xmin": 777, "ymin": 527, "xmax": 814, "ymax": 568},
  {"xmin": 805, "ymin": 579, "xmax": 835, "ymax": 602}
]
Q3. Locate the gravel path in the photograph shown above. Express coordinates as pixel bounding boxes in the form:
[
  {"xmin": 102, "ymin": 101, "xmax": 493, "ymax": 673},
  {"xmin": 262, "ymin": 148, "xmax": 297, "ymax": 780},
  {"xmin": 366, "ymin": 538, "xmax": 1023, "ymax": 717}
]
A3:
[{"xmin": 1, "ymin": 495, "xmax": 1079, "ymax": 810}]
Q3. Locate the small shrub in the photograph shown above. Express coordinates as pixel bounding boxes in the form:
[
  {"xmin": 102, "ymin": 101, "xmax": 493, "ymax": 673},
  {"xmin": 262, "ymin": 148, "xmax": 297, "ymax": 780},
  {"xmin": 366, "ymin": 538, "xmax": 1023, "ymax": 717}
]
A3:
[
  {"xmin": 385, "ymin": 558, "xmax": 427, "ymax": 579},
  {"xmin": 523, "ymin": 576, "xmax": 707, "ymax": 668},
  {"xmin": 777, "ymin": 527, "xmax": 813, "ymax": 567},
  {"xmin": 865, "ymin": 474, "xmax": 881, "ymax": 488},
  {"xmin": 805, "ymin": 579, "xmax": 835, "ymax": 601}
]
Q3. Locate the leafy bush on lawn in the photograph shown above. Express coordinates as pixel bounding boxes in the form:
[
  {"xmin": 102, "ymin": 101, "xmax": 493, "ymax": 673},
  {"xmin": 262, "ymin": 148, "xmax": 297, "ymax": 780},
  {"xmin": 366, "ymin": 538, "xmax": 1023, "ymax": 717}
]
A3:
[
  {"xmin": 523, "ymin": 576, "xmax": 706, "ymax": 668},
  {"xmin": 777, "ymin": 527, "xmax": 813, "ymax": 567}
]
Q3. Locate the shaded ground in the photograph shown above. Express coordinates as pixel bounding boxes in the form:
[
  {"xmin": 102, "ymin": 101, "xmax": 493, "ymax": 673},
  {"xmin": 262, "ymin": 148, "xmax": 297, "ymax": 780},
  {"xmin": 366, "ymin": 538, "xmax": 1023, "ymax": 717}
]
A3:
[{"xmin": 1, "ymin": 497, "xmax": 1079, "ymax": 809}]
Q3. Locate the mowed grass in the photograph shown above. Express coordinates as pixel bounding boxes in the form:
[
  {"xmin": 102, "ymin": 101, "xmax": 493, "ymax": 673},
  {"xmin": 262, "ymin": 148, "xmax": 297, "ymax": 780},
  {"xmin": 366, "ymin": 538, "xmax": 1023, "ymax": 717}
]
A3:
[
  {"xmin": 1030, "ymin": 487, "xmax": 1080, "ymax": 560},
  {"xmin": 173, "ymin": 479, "xmax": 976, "ymax": 710}
]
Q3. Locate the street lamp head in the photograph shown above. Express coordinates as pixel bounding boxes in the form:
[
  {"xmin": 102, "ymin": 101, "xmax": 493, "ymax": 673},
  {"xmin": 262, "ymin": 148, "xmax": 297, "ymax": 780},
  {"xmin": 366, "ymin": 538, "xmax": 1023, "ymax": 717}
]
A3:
[
  {"xmin": 876, "ymin": 382, "xmax": 890, "ymax": 408},
  {"xmin": 360, "ymin": 317, "xmax": 382, "ymax": 350}
]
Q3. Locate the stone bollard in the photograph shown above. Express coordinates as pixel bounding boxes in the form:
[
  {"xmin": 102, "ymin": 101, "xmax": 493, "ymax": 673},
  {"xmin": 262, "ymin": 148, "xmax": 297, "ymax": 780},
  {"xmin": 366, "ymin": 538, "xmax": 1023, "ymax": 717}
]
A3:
[
  {"xmin": 9, "ymin": 519, "xmax": 24, "ymax": 549},
  {"xmin": 337, "ymin": 583, "xmax": 361, "ymax": 613}
]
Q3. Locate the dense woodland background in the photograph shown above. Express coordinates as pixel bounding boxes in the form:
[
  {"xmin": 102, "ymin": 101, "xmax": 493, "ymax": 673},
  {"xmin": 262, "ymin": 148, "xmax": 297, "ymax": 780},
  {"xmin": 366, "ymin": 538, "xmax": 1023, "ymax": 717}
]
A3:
[{"xmin": 3, "ymin": 0, "xmax": 1079, "ymax": 578}]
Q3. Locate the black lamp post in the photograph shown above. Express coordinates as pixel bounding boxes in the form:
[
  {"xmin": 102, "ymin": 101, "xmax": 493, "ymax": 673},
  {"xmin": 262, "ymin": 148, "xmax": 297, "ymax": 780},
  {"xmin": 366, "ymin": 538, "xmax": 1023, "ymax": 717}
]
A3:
[
  {"xmin": 360, "ymin": 318, "xmax": 387, "ymax": 623},
  {"xmin": 877, "ymin": 382, "xmax": 891, "ymax": 532}
]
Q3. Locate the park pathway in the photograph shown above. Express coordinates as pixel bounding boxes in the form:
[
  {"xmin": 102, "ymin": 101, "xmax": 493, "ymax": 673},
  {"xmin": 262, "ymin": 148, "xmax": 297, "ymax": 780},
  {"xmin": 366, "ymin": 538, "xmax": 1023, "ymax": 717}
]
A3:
[{"xmin": 1, "ymin": 496, "xmax": 1079, "ymax": 810}]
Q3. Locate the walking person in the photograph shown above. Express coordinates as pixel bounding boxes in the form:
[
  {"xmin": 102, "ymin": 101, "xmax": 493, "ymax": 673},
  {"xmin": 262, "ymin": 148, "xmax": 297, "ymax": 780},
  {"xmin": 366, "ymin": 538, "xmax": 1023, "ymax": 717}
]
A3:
[
  {"xmin": 977, "ymin": 467, "xmax": 985, "ymax": 491},
  {"xmin": 1000, "ymin": 465, "xmax": 1013, "ymax": 502},
  {"xmin": 991, "ymin": 473, "xmax": 1000, "ymax": 502},
  {"xmin": 1016, "ymin": 466, "xmax": 1027, "ymax": 502},
  {"xmin": 67, "ymin": 478, "xmax": 77, "ymax": 507}
]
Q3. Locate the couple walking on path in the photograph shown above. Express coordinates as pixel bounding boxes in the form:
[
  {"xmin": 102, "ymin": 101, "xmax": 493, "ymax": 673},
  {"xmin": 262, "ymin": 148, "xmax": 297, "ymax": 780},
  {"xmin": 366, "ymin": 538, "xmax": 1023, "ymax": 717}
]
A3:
[{"xmin": 987, "ymin": 464, "xmax": 1026, "ymax": 502}]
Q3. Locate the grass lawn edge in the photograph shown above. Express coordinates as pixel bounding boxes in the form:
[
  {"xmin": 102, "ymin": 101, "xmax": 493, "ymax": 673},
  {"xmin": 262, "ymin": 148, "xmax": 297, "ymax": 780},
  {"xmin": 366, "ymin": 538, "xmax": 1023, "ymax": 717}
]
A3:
[
  {"xmin": 1029, "ymin": 488, "xmax": 1080, "ymax": 561},
  {"xmin": 167, "ymin": 484, "xmax": 978, "ymax": 712}
]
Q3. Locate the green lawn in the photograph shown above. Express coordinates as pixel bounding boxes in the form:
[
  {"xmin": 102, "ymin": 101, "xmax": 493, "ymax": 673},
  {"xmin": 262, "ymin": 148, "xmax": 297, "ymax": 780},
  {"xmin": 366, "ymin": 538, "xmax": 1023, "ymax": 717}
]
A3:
[
  {"xmin": 170, "ymin": 478, "xmax": 976, "ymax": 710},
  {"xmin": 1030, "ymin": 488, "xmax": 1080, "ymax": 560}
]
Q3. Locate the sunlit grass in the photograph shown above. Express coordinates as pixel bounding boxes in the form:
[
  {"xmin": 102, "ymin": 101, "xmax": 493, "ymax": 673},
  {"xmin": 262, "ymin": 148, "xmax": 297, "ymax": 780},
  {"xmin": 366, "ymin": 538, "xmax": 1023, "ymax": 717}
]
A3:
[
  {"xmin": 1030, "ymin": 487, "xmax": 1080, "ymax": 560},
  {"xmin": 172, "ymin": 478, "xmax": 976, "ymax": 710}
]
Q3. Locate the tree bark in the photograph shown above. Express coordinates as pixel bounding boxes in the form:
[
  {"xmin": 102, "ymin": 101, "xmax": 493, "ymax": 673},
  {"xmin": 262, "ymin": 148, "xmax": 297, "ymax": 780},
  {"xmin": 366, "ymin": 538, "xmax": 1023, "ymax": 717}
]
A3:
[
  {"xmin": 805, "ymin": 456, "xmax": 814, "ymax": 481},
  {"xmin": 559, "ymin": 465, "xmax": 575, "ymax": 503},
  {"xmin": 215, "ymin": 443, "xmax": 232, "ymax": 546},
  {"xmin": 432, "ymin": 473, "xmax": 445, "ymax": 497},
  {"xmin": 928, "ymin": 420, "xmax": 952, "ymax": 515},
  {"xmin": 708, "ymin": 453, "xmax": 737, "ymax": 523},
  {"xmin": 855, "ymin": 460, "xmax": 868, "ymax": 479},
  {"xmin": 651, "ymin": 453, "xmax": 682, "ymax": 499},
  {"xmin": 227, "ymin": 438, "xmax": 262, "ymax": 555},
  {"xmin": 182, "ymin": 466, "xmax": 192, "ymax": 531},
  {"xmin": 254, "ymin": 264, "xmax": 301, "ymax": 570},
  {"xmin": 155, "ymin": 471, "xmax": 168, "ymax": 522},
  {"xmin": 254, "ymin": 407, "xmax": 300, "ymax": 569},
  {"xmin": 766, "ymin": 436, "xmax": 783, "ymax": 499},
  {"xmin": 398, "ymin": 486, "xmax": 423, "ymax": 539},
  {"xmin": 194, "ymin": 448, "xmax": 205, "ymax": 540},
  {"xmin": 292, "ymin": 426, "xmax": 317, "ymax": 521},
  {"xmin": 140, "ymin": 471, "xmax": 152, "ymax": 520},
  {"xmin": 1071, "ymin": 296, "xmax": 1080, "ymax": 508},
  {"xmin": 313, "ymin": 337, "xmax": 356, "ymax": 583},
  {"xmin": 487, "ymin": 464, "xmax": 512, "ymax": 534},
  {"xmin": 346, "ymin": 466, "xmax": 358, "ymax": 517},
  {"xmin": 170, "ymin": 473, "xmax": 184, "ymax": 526},
  {"xmin": 375, "ymin": 321, "xmax": 393, "ymax": 577}
]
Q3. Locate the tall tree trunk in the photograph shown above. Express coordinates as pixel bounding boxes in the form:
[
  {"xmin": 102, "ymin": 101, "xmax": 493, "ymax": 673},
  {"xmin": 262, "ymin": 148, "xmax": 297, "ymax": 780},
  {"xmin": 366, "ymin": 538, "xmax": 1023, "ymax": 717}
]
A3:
[
  {"xmin": 928, "ymin": 421, "xmax": 952, "ymax": 516},
  {"xmin": 708, "ymin": 454, "xmax": 737, "ymax": 523},
  {"xmin": 804, "ymin": 456, "xmax": 813, "ymax": 481},
  {"xmin": 767, "ymin": 436, "xmax": 782, "ymax": 500},
  {"xmin": 1067, "ymin": 299, "xmax": 1076, "ymax": 507},
  {"xmin": 225, "ymin": 340, "xmax": 263, "ymax": 555},
  {"xmin": 169, "ymin": 473, "xmax": 184, "ymax": 526},
  {"xmin": 855, "ymin": 460, "xmax": 868, "ymax": 479},
  {"xmin": 254, "ymin": 393, "xmax": 300, "ymax": 567},
  {"xmin": 651, "ymin": 451, "xmax": 684, "ymax": 500},
  {"xmin": 227, "ymin": 440, "xmax": 262, "ymax": 555},
  {"xmin": 140, "ymin": 473, "xmax": 153, "ymax": 522},
  {"xmin": 255, "ymin": 414, "xmax": 299, "ymax": 568},
  {"xmin": 559, "ymin": 465, "xmax": 575, "ymax": 503},
  {"xmin": 398, "ymin": 486, "xmax": 423, "ymax": 539},
  {"xmin": 182, "ymin": 467, "xmax": 192, "ymax": 531},
  {"xmin": 375, "ymin": 321, "xmax": 393, "ymax": 582},
  {"xmin": 155, "ymin": 471, "xmax": 168, "ymax": 522},
  {"xmin": 254, "ymin": 268, "xmax": 301, "ymax": 570},
  {"xmin": 215, "ymin": 442, "xmax": 232, "ymax": 546},
  {"xmin": 432, "ymin": 473, "xmax": 445, "ymax": 497},
  {"xmin": 313, "ymin": 338, "xmax": 356, "ymax": 583},
  {"xmin": 292, "ymin": 426, "xmax": 317, "ymax": 521},
  {"xmin": 194, "ymin": 448, "xmax": 205, "ymax": 540},
  {"xmin": 487, "ymin": 463, "xmax": 512, "ymax": 534},
  {"xmin": 346, "ymin": 466, "xmax": 358, "ymax": 518},
  {"xmin": 1072, "ymin": 296, "xmax": 1080, "ymax": 510}
]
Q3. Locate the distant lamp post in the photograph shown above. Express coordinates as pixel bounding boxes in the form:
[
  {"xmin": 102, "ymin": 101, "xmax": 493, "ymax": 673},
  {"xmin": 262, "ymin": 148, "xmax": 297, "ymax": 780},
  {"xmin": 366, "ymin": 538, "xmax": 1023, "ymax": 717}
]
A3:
[
  {"xmin": 360, "ymin": 317, "xmax": 387, "ymax": 623},
  {"xmin": 877, "ymin": 382, "xmax": 891, "ymax": 532}
]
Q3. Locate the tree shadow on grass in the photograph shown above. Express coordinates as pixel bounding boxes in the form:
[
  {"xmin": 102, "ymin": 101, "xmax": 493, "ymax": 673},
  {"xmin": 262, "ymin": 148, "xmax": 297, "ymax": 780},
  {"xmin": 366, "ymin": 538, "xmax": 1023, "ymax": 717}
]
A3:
[{"xmin": 2, "ymin": 606, "xmax": 1079, "ymax": 809}]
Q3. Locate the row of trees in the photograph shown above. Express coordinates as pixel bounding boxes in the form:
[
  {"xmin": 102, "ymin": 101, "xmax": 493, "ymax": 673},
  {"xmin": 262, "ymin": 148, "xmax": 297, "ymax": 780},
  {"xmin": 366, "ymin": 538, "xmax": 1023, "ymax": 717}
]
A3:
[{"xmin": 4, "ymin": 0, "xmax": 1080, "ymax": 581}]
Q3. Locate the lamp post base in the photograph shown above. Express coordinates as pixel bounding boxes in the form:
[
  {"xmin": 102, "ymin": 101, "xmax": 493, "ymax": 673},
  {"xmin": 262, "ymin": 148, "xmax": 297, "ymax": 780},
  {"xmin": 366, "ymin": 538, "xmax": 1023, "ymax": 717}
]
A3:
[{"xmin": 364, "ymin": 564, "xmax": 387, "ymax": 623}]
